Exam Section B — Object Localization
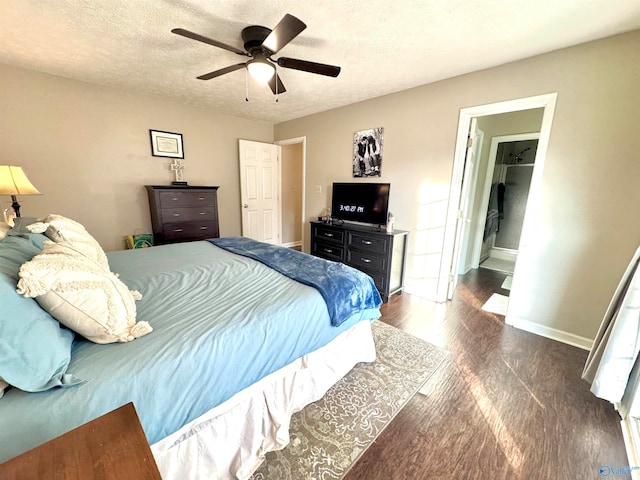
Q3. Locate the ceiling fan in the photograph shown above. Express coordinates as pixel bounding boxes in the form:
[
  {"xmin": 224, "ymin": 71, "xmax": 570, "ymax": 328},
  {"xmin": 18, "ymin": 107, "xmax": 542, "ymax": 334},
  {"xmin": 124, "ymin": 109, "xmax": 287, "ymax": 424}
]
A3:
[{"xmin": 172, "ymin": 14, "xmax": 341, "ymax": 95}]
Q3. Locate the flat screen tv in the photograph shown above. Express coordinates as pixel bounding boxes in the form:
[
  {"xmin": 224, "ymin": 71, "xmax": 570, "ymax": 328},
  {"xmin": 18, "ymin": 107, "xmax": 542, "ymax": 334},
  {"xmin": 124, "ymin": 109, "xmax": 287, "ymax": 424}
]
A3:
[{"xmin": 331, "ymin": 182, "xmax": 390, "ymax": 226}]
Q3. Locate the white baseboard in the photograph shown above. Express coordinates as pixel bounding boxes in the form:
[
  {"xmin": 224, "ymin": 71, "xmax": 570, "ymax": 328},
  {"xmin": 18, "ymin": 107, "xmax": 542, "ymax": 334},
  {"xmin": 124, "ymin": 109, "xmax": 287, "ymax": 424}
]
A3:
[
  {"xmin": 281, "ymin": 241, "xmax": 302, "ymax": 248},
  {"xmin": 506, "ymin": 316, "xmax": 593, "ymax": 350},
  {"xmin": 459, "ymin": 264, "xmax": 473, "ymax": 275},
  {"xmin": 489, "ymin": 248, "xmax": 517, "ymax": 262}
]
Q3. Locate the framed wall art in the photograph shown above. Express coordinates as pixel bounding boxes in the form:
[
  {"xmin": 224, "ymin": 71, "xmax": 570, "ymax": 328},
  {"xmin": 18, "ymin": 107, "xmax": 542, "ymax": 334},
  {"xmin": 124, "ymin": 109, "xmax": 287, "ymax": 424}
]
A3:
[
  {"xmin": 149, "ymin": 130, "xmax": 184, "ymax": 158},
  {"xmin": 353, "ymin": 127, "xmax": 384, "ymax": 177}
]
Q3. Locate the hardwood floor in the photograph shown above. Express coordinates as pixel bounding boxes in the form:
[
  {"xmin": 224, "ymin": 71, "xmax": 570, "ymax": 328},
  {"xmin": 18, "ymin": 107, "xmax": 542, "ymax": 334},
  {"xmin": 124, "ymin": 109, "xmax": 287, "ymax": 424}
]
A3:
[{"xmin": 344, "ymin": 268, "xmax": 628, "ymax": 480}]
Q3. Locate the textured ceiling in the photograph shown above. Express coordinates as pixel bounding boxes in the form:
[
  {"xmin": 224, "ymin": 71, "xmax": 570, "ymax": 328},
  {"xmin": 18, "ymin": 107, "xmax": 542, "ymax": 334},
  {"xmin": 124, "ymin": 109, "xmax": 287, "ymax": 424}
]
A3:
[{"xmin": 2, "ymin": 0, "xmax": 640, "ymax": 124}]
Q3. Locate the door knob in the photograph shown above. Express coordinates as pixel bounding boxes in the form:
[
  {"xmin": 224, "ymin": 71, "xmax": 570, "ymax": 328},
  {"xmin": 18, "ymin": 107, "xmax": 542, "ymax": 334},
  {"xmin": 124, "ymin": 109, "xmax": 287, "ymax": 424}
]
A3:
[{"xmin": 243, "ymin": 204, "xmax": 248, "ymax": 208}]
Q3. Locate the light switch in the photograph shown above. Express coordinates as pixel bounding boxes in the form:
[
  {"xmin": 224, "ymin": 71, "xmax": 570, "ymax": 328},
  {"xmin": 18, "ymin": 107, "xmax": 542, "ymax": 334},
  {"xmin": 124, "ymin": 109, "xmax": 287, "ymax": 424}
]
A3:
[{"xmin": 314, "ymin": 185, "xmax": 322, "ymax": 194}]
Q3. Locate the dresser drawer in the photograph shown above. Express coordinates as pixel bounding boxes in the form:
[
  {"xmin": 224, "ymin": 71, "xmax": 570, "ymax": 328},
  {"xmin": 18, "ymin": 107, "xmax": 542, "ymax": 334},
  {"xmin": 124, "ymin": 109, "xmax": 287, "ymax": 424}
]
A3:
[
  {"xmin": 346, "ymin": 250, "xmax": 387, "ymax": 272},
  {"xmin": 312, "ymin": 240, "xmax": 344, "ymax": 262},
  {"xmin": 366, "ymin": 270, "xmax": 387, "ymax": 294},
  {"xmin": 158, "ymin": 190, "xmax": 216, "ymax": 207},
  {"xmin": 347, "ymin": 232, "xmax": 389, "ymax": 255},
  {"xmin": 313, "ymin": 224, "xmax": 345, "ymax": 243},
  {"xmin": 309, "ymin": 221, "xmax": 408, "ymax": 303},
  {"xmin": 160, "ymin": 206, "xmax": 217, "ymax": 224},
  {"xmin": 163, "ymin": 221, "xmax": 219, "ymax": 240}
]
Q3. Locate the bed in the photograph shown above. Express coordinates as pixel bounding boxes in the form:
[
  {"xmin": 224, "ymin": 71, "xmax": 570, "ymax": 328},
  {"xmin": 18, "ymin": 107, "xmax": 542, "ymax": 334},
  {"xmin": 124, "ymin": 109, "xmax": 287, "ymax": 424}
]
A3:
[{"xmin": 0, "ymin": 216, "xmax": 381, "ymax": 479}]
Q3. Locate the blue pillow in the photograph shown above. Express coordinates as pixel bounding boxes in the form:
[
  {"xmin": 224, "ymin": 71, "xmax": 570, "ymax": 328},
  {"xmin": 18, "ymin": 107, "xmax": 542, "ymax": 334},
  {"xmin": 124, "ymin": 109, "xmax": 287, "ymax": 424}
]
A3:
[
  {"xmin": 5, "ymin": 217, "xmax": 48, "ymax": 250},
  {"xmin": 26, "ymin": 233, "xmax": 49, "ymax": 250},
  {"xmin": 0, "ymin": 236, "xmax": 80, "ymax": 392}
]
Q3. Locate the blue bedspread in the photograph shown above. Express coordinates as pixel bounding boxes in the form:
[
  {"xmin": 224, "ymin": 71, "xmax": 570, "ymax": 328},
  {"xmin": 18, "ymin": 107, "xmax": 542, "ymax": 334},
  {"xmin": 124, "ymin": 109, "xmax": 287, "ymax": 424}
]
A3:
[
  {"xmin": 210, "ymin": 237, "xmax": 382, "ymax": 326},
  {"xmin": 0, "ymin": 241, "xmax": 380, "ymax": 463}
]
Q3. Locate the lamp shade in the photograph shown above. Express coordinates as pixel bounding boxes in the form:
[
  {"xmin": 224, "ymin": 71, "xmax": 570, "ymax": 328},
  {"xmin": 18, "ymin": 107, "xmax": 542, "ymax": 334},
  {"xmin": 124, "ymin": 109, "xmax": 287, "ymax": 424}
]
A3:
[
  {"xmin": 247, "ymin": 59, "xmax": 275, "ymax": 83},
  {"xmin": 0, "ymin": 166, "xmax": 41, "ymax": 196}
]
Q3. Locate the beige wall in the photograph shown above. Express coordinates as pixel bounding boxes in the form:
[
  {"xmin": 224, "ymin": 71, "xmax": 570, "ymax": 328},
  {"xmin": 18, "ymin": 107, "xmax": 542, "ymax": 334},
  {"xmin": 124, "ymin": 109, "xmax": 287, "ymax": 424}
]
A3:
[
  {"xmin": 1, "ymin": 64, "xmax": 273, "ymax": 251},
  {"xmin": 275, "ymin": 30, "xmax": 640, "ymax": 341},
  {"xmin": 280, "ymin": 143, "xmax": 303, "ymax": 244}
]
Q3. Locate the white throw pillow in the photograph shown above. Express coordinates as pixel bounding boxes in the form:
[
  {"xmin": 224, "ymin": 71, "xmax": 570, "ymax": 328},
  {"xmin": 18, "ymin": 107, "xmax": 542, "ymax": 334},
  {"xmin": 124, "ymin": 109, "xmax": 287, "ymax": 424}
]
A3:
[
  {"xmin": 17, "ymin": 241, "xmax": 151, "ymax": 344},
  {"xmin": 29, "ymin": 214, "xmax": 110, "ymax": 270}
]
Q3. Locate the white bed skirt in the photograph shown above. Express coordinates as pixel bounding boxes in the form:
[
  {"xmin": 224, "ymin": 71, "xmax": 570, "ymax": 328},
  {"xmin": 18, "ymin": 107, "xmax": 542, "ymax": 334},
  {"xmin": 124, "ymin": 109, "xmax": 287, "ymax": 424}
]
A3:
[{"xmin": 151, "ymin": 320, "xmax": 377, "ymax": 480}]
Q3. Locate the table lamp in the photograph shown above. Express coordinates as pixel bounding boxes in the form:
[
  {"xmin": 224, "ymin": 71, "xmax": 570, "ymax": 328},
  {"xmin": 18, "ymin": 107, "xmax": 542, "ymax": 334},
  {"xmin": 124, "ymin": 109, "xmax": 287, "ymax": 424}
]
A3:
[{"xmin": 0, "ymin": 165, "xmax": 41, "ymax": 218}]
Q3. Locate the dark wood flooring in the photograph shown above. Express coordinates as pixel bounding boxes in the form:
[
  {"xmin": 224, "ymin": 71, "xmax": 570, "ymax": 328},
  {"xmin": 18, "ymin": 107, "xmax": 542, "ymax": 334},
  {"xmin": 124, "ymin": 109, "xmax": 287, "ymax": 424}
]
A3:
[{"xmin": 344, "ymin": 268, "xmax": 628, "ymax": 480}]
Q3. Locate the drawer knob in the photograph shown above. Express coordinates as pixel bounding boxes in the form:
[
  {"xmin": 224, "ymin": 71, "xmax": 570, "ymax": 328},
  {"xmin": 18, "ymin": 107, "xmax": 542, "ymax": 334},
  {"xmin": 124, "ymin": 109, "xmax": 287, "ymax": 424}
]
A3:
[
  {"xmin": 173, "ymin": 228, "xmax": 184, "ymax": 232},
  {"xmin": 361, "ymin": 258, "xmax": 372, "ymax": 263},
  {"xmin": 171, "ymin": 197, "xmax": 179, "ymax": 201},
  {"xmin": 361, "ymin": 240, "xmax": 373, "ymax": 245},
  {"xmin": 198, "ymin": 197, "xmax": 206, "ymax": 200},
  {"xmin": 325, "ymin": 233, "xmax": 334, "ymax": 237},
  {"xmin": 200, "ymin": 226, "xmax": 208, "ymax": 230},
  {"xmin": 324, "ymin": 248, "xmax": 333, "ymax": 254},
  {"xmin": 199, "ymin": 212, "xmax": 207, "ymax": 215},
  {"xmin": 173, "ymin": 213, "xmax": 181, "ymax": 217}
]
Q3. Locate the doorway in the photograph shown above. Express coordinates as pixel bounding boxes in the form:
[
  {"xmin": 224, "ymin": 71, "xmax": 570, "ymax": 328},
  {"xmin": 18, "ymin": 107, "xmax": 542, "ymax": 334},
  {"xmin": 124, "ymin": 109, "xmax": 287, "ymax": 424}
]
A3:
[
  {"xmin": 276, "ymin": 137, "xmax": 306, "ymax": 250},
  {"xmin": 238, "ymin": 137, "xmax": 306, "ymax": 247},
  {"xmin": 437, "ymin": 94, "xmax": 557, "ymax": 329},
  {"xmin": 476, "ymin": 134, "xmax": 540, "ymax": 276}
]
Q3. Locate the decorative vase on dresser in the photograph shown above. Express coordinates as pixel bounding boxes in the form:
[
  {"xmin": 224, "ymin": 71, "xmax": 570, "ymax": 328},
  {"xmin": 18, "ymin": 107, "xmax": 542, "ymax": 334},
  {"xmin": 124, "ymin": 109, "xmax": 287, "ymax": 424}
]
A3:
[{"xmin": 145, "ymin": 185, "xmax": 220, "ymax": 244}]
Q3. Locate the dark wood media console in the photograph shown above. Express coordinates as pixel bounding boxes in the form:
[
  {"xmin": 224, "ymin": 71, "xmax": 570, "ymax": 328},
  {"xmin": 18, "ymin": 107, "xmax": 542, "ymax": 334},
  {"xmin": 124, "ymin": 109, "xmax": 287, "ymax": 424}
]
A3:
[{"xmin": 310, "ymin": 221, "xmax": 409, "ymax": 302}]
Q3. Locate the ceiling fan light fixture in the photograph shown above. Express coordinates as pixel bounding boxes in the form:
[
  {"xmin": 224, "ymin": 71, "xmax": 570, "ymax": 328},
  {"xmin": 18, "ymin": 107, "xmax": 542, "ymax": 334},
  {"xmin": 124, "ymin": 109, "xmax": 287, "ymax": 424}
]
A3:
[
  {"xmin": 173, "ymin": 14, "xmax": 340, "ymax": 96},
  {"xmin": 247, "ymin": 58, "xmax": 275, "ymax": 83}
]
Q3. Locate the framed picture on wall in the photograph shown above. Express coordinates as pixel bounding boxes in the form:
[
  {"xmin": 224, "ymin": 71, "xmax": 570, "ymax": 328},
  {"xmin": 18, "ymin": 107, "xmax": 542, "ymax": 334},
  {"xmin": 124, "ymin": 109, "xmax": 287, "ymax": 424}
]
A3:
[
  {"xmin": 149, "ymin": 130, "xmax": 184, "ymax": 158},
  {"xmin": 353, "ymin": 127, "xmax": 384, "ymax": 177}
]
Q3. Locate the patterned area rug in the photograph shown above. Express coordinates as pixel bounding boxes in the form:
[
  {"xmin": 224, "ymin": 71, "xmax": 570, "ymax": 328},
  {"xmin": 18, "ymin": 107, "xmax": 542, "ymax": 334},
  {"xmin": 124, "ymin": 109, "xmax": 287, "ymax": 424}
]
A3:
[{"xmin": 251, "ymin": 321, "xmax": 446, "ymax": 480}]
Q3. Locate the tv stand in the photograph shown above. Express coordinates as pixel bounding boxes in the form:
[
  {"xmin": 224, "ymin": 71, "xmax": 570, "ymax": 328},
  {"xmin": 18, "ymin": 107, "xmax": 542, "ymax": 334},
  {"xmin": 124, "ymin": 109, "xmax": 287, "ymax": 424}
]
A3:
[{"xmin": 310, "ymin": 221, "xmax": 409, "ymax": 302}]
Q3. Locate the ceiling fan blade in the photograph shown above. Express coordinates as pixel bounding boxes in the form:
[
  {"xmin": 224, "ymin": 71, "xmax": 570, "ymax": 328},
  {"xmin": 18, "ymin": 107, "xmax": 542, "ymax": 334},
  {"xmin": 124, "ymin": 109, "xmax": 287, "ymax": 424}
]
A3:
[
  {"xmin": 197, "ymin": 63, "xmax": 246, "ymax": 80},
  {"xmin": 267, "ymin": 73, "xmax": 287, "ymax": 95},
  {"xmin": 262, "ymin": 14, "xmax": 306, "ymax": 54},
  {"xmin": 172, "ymin": 28, "xmax": 249, "ymax": 56},
  {"xmin": 276, "ymin": 57, "xmax": 341, "ymax": 77}
]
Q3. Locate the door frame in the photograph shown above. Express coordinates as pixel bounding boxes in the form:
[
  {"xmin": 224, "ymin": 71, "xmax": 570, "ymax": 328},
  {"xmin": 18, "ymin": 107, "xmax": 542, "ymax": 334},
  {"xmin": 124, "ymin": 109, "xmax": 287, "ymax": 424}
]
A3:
[
  {"xmin": 437, "ymin": 93, "xmax": 558, "ymax": 315},
  {"xmin": 275, "ymin": 136, "xmax": 307, "ymax": 250},
  {"xmin": 472, "ymin": 132, "xmax": 540, "ymax": 267}
]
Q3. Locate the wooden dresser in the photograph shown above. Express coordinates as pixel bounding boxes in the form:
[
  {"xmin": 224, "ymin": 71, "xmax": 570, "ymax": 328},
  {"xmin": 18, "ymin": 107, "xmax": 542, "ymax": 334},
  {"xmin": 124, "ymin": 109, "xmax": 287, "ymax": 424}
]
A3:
[
  {"xmin": 0, "ymin": 402, "xmax": 161, "ymax": 480},
  {"xmin": 310, "ymin": 221, "xmax": 409, "ymax": 302},
  {"xmin": 146, "ymin": 185, "xmax": 220, "ymax": 244}
]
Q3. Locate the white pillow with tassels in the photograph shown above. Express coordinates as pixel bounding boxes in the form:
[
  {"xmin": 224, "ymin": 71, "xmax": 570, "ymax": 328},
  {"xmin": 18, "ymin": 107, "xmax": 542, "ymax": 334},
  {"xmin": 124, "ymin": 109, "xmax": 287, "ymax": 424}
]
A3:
[
  {"xmin": 17, "ymin": 241, "xmax": 152, "ymax": 344},
  {"xmin": 27, "ymin": 214, "xmax": 110, "ymax": 270}
]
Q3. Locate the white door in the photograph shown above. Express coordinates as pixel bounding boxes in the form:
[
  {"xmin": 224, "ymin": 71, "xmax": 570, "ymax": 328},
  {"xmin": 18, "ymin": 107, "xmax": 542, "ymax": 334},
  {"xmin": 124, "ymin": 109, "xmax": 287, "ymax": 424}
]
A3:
[
  {"xmin": 457, "ymin": 126, "xmax": 484, "ymax": 274},
  {"xmin": 238, "ymin": 139, "xmax": 281, "ymax": 244},
  {"xmin": 446, "ymin": 118, "xmax": 480, "ymax": 299}
]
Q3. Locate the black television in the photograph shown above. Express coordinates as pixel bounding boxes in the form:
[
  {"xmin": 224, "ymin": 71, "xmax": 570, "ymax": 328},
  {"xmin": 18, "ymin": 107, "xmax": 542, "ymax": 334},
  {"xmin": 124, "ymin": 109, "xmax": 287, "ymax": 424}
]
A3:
[{"xmin": 331, "ymin": 182, "xmax": 390, "ymax": 226}]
